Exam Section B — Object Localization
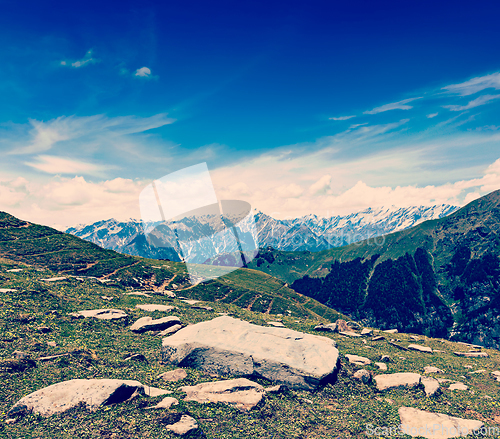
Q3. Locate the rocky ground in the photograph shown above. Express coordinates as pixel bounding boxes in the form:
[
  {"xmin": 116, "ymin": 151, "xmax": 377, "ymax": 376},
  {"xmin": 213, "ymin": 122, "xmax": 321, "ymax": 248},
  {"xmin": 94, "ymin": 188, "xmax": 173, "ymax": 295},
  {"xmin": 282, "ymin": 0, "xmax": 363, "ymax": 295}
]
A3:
[{"xmin": 2, "ymin": 259, "xmax": 500, "ymax": 438}]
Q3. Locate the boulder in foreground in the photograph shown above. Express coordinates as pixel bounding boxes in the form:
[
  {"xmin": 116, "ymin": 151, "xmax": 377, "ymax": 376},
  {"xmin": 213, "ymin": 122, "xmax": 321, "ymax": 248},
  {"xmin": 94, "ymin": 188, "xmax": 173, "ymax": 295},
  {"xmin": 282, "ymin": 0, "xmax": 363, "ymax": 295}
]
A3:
[
  {"xmin": 8, "ymin": 379, "xmax": 143, "ymax": 417},
  {"xmin": 398, "ymin": 406, "xmax": 483, "ymax": 438},
  {"xmin": 162, "ymin": 316, "xmax": 339, "ymax": 390},
  {"xmin": 180, "ymin": 378, "xmax": 265, "ymax": 411}
]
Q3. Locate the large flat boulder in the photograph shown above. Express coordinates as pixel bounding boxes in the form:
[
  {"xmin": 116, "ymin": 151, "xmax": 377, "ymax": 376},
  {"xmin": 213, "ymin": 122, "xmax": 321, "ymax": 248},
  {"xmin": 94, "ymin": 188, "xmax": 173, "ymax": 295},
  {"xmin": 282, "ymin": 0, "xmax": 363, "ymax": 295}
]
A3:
[
  {"xmin": 180, "ymin": 378, "xmax": 265, "ymax": 411},
  {"xmin": 374, "ymin": 372, "xmax": 421, "ymax": 391},
  {"xmin": 162, "ymin": 316, "xmax": 339, "ymax": 390},
  {"xmin": 8, "ymin": 379, "xmax": 143, "ymax": 417},
  {"xmin": 399, "ymin": 406, "xmax": 483, "ymax": 438}
]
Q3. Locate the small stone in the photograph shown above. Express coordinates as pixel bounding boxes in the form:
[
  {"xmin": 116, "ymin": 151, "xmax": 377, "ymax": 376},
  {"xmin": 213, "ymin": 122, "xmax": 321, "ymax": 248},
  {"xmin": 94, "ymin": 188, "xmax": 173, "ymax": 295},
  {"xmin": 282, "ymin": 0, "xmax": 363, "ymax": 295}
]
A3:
[
  {"xmin": 449, "ymin": 382, "xmax": 468, "ymax": 391},
  {"xmin": 130, "ymin": 316, "xmax": 181, "ymax": 333},
  {"xmin": 181, "ymin": 299, "xmax": 199, "ymax": 305},
  {"xmin": 146, "ymin": 396, "xmax": 179, "ymax": 410},
  {"xmin": 408, "ymin": 344, "xmax": 433, "ymax": 353},
  {"xmin": 191, "ymin": 305, "xmax": 214, "ymax": 311},
  {"xmin": 164, "ymin": 414, "xmax": 199, "ymax": 436},
  {"xmin": 374, "ymin": 373, "xmax": 421, "ymax": 391},
  {"xmin": 353, "ymin": 369, "xmax": 371, "ymax": 384},
  {"xmin": 126, "ymin": 292, "xmax": 152, "ymax": 297},
  {"xmin": 423, "ymin": 366, "xmax": 444, "ymax": 374},
  {"xmin": 360, "ymin": 328, "xmax": 373, "ymax": 336},
  {"xmin": 158, "ymin": 369, "xmax": 188, "ymax": 382},
  {"xmin": 469, "ymin": 369, "xmax": 486, "ymax": 374},
  {"xmin": 157, "ymin": 324, "xmax": 183, "ymax": 337},
  {"xmin": 454, "ymin": 351, "xmax": 488, "ymax": 358},
  {"xmin": 136, "ymin": 304, "xmax": 176, "ymax": 312},
  {"xmin": 37, "ymin": 326, "xmax": 52, "ymax": 334},
  {"xmin": 345, "ymin": 354, "xmax": 371, "ymax": 366},
  {"xmin": 375, "ymin": 362, "xmax": 387, "ymax": 371},
  {"xmin": 379, "ymin": 355, "xmax": 391, "ymax": 363},
  {"xmin": 5, "ymin": 418, "xmax": 16, "ymax": 424},
  {"xmin": 143, "ymin": 386, "xmax": 172, "ymax": 397},
  {"xmin": 12, "ymin": 350, "xmax": 30, "ymax": 360},
  {"xmin": 314, "ymin": 323, "xmax": 337, "ymax": 332},
  {"xmin": 268, "ymin": 321, "xmax": 285, "ymax": 327},
  {"xmin": 339, "ymin": 331, "xmax": 362, "ymax": 338},
  {"xmin": 124, "ymin": 353, "xmax": 147, "ymax": 362},
  {"xmin": 421, "ymin": 377, "xmax": 440, "ymax": 396},
  {"xmin": 383, "ymin": 329, "xmax": 398, "ymax": 334},
  {"xmin": 265, "ymin": 384, "xmax": 283, "ymax": 393},
  {"xmin": 47, "ymin": 341, "xmax": 57, "ymax": 347},
  {"xmin": 371, "ymin": 336, "xmax": 385, "ymax": 341}
]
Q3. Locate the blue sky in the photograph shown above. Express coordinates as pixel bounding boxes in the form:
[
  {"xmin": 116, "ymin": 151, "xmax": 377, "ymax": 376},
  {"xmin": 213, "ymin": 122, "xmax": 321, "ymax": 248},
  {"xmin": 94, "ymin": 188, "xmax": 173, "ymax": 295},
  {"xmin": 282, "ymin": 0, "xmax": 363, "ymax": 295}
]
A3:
[{"xmin": 1, "ymin": 0, "xmax": 500, "ymax": 227}]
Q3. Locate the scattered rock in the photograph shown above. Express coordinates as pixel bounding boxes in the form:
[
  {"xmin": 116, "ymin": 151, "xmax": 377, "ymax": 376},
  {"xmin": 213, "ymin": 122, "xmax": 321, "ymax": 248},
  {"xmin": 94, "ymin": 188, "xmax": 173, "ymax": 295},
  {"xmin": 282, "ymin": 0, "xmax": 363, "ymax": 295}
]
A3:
[
  {"xmin": 449, "ymin": 382, "xmax": 468, "ymax": 391},
  {"xmin": 408, "ymin": 344, "xmax": 433, "ymax": 353},
  {"xmin": 136, "ymin": 304, "xmax": 176, "ymax": 312},
  {"xmin": 491, "ymin": 371, "xmax": 500, "ymax": 381},
  {"xmin": 143, "ymin": 386, "xmax": 172, "ymax": 397},
  {"xmin": 38, "ymin": 353, "xmax": 70, "ymax": 362},
  {"xmin": 379, "ymin": 355, "xmax": 391, "ymax": 363},
  {"xmin": 191, "ymin": 306, "xmax": 214, "ymax": 311},
  {"xmin": 157, "ymin": 324, "xmax": 183, "ymax": 337},
  {"xmin": 101, "ymin": 296, "xmax": 114, "ymax": 301},
  {"xmin": 40, "ymin": 277, "xmax": 67, "ymax": 282},
  {"xmin": 180, "ymin": 378, "xmax": 265, "ymax": 411},
  {"xmin": 421, "ymin": 377, "xmax": 440, "ymax": 396},
  {"xmin": 360, "ymin": 328, "xmax": 373, "ymax": 336},
  {"xmin": 314, "ymin": 323, "xmax": 337, "ymax": 332},
  {"xmin": 346, "ymin": 321, "xmax": 361, "ymax": 330},
  {"xmin": 162, "ymin": 413, "xmax": 200, "ymax": 436},
  {"xmin": 130, "ymin": 316, "xmax": 181, "ymax": 333},
  {"xmin": 37, "ymin": 326, "xmax": 52, "ymax": 334},
  {"xmin": 6, "ymin": 269, "xmax": 22, "ymax": 273},
  {"xmin": 8, "ymin": 379, "xmax": 144, "ymax": 416},
  {"xmin": 409, "ymin": 335, "xmax": 420, "ymax": 341},
  {"xmin": 469, "ymin": 369, "xmax": 486, "ymax": 374},
  {"xmin": 46, "ymin": 341, "xmax": 57, "ymax": 347},
  {"xmin": 424, "ymin": 366, "xmax": 444, "ymax": 374},
  {"xmin": 374, "ymin": 373, "xmax": 421, "ymax": 391},
  {"xmin": 146, "ymin": 396, "xmax": 179, "ymax": 410},
  {"xmin": 70, "ymin": 309, "xmax": 128, "ymax": 320},
  {"xmin": 353, "ymin": 369, "xmax": 371, "ymax": 384},
  {"xmin": 5, "ymin": 418, "xmax": 16, "ymax": 424},
  {"xmin": 265, "ymin": 384, "xmax": 284, "ymax": 393},
  {"xmin": 375, "ymin": 362, "xmax": 387, "ymax": 371},
  {"xmin": 12, "ymin": 350, "xmax": 30, "ymax": 360},
  {"xmin": 335, "ymin": 319, "xmax": 350, "ymax": 332},
  {"xmin": 398, "ymin": 406, "xmax": 483, "ymax": 439},
  {"xmin": 158, "ymin": 369, "xmax": 188, "ymax": 382},
  {"xmin": 339, "ymin": 331, "xmax": 362, "ymax": 338},
  {"xmin": 126, "ymin": 292, "xmax": 152, "ymax": 297},
  {"xmin": 162, "ymin": 316, "xmax": 339, "ymax": 390},
  {"xmin": 345, "ymin": 354, "xmax": 371, "ymax": 366},
  {"xmin": 124, "ymin": 353, "xmax": 147, "ymax": 362},
  {"xmin": 388, "ymin": 341, "xmax": 407, "ymax": 351},
  {"xmin": 371, "ymin": 335, "xmax": 385, "ymax": 341},
  {"xmin": 181, "ymin": 299, "xmax": 200, "ymax": 305},
  {"xmin": 267, "ymin": 321, "xmax": 285, "ymax": 327},
  {"xmin": 0, "ymin": 288, "xmax": 17, "ymax": 292},
  {"xmin": 454, "ymin": 351, "xmax": 488, "ymax": 358},
  {"xmin": 383, "ymin": 329, "xmax": 398, "ymax": 334}
]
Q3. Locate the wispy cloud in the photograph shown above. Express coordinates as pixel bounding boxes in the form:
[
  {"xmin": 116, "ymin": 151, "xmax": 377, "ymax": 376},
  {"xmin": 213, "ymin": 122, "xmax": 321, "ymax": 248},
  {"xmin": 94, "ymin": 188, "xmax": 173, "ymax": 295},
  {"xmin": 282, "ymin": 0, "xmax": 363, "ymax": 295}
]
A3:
[
  {"xmin": 363, "ymin": 97, "xmax": 422, "ymax": 115},
  {"xmin": 427, "ymin": 113, "xmax": 438, "ymax": 118},
  {"xmin": 443, "ymin": 72, "xmax": 500, "ymax": 96},
  {"xmin": 443, "ymin": 94, "xmax": 500, "ymax": 111},
  {"xmin": 329, "ymin": 115, "xmax": 356, "ymax": 121},
  {"xmin": 60, "ymin": 50, "xmax": 98, "ymax": 68},
  {"xmin": 24, "ymin": 155, "xmax": 108, "ymax": 176},
  {"xmin": 9, "ymin": 113, "xmax": 174, "ymax": 155}
]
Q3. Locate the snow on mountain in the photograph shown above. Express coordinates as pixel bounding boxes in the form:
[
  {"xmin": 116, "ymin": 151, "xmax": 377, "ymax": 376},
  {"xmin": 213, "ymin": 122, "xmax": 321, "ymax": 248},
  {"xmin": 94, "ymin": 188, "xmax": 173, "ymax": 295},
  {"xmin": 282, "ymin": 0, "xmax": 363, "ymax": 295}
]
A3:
[{"xmin": 66, "ymin": 204, "xmax": 459, "ymax": 261}]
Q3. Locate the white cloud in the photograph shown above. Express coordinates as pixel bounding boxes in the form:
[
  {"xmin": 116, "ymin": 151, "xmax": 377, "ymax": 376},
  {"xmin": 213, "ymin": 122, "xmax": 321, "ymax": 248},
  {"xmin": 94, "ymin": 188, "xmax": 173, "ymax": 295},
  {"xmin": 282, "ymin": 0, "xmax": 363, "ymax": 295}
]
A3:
[
  {"xmin": 275, "ymin": 183, "xmax": 304, "ymax": 198},
  {"xmin": 60, "ymin": 50, "xmax": 97, "ymax": 68},
  {"xmin": 135, "ymin": 67, "xmax": 152, "ymax": 77},
  {"xmin": 309, "ymin": 175, "xmax": 331, "ymax": 195},
  {"xmin": 443, "ymin": 72, "xmax": 500, "ymax": 96},
  {"xmin": 24, "ymin": 155, "xmax": 107, "ymax": 176},
  {"xmin": 329, "ymin": 115, "xmax": 356, "ymax": 121},
  {"xmin": 349, "ymin": 123, "xmax": 368, "ymax": 129},
  {"xmin": 364, "ymin": 97, "xmax": 422, "ymax": 115},
  {"xmin": 9, "ymin": 113, "xmax": 174, "ymax": 155},
  {"xmin": 427, "ymin": 113, "xmax": 438, "ymax": 118},
  {"xmin": 443, "ymin": 94, "xmax": 500, "ymax": 111}
]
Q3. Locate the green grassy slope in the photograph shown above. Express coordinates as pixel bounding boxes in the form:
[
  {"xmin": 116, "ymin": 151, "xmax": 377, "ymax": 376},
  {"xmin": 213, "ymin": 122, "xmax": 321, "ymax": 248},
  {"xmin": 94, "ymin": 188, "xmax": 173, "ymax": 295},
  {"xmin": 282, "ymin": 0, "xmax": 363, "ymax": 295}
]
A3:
[
  {"xmin": 2, "ymin": 258, "xmax": 500, "ymax": 438},
  {"xmin": 0, "ymin": 211, "xmax": 344, "ymax": 322}
]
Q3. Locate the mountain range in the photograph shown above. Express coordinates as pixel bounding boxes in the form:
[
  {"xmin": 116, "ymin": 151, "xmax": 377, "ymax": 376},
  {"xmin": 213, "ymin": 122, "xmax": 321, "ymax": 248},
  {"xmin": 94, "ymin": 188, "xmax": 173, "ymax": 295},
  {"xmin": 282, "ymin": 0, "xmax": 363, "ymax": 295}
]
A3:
[{"xmin": 66, "ymin": 204, "xmax": 459, "ymax": 261}]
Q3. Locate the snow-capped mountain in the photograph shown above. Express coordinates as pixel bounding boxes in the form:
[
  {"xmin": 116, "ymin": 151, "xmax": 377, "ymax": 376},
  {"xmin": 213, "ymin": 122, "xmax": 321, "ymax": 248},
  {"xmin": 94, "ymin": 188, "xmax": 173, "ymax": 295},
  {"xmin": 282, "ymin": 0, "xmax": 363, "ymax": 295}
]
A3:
[{"xmin": 66, "ymin": 204, "xmax": 459, "ymax": 261}]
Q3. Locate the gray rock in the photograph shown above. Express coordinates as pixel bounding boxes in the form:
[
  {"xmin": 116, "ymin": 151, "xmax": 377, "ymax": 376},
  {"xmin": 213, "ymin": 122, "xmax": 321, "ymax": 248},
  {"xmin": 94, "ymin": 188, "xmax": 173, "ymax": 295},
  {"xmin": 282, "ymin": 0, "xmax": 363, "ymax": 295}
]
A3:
[
  {"xmin": 146, "ymin": 396, "xmax": 179, "ymax": 410},
  {"xmin": 157, "ymin": 324, "xmax": 183, "ymax": 337},
  {"xmin": 421, "ymin": 377, "xmax": 440, "ymax": 396},
  {"xmin": 374, "ymin": 373, "xmax": 421, "ymax": 391},
  {"xmin": 314, "ymin": 323, "xmax": 337, "ymax": 332},
  {"xmin": 162, "ymin": 316, "xmax": 339, "ymax": 390},
  {"xmin": 181, "ymin": 299, "xmax": 199, "ymax": 305},
  {"xmin": 454, "ymin": 351, "xmax": 488, "ymax": 358},
  {"xmin": 383, "ymin": 329, "xmax": 398, "ymax": 334},
  {"xmin": 371, "ymin": 335, "xmax": 385, "ymax": 341},
  {"xmin": 40, "ymin": 277, "xmax": 67, "ymax": 282},
  {"xmin": 424, "ymin": 366, "xmax": 444, "ymax": 374},
  {"xmin": 375, "ymin": 362, "xmax": 387, "ymax": 371},
  {"xmin": 339, "ymin": 331, "xmax": 362, "ymax": 338},
  {"xmin": 126, "ymin": 292, "xmax": 152, "ymax": 297},
  {"xmin": 345, "ymin": 354, "xmax": 371, "ymax": 366},
  {"xmin": 268, "ymin": 321, "xmax": 285, "ymax": 327},
  {"xmin": 130, "ymin": 316, "xmax": 181, "ymax": 333},
  {"xmin": 136, "ymin": 304, "xmax": 176, "ymax": 312},
  {"xmin": 179, "ymin": 378, "xmax": 265, "ymax": 411},
  {"xmin": 70, "ymin": 309, "xmax": 128, "ymax": 320},
  {"xmin": 346, "ymin": 321, "xmax": 361, "ymax": 330},
  {"xmin": 353, "ymin": 369, "xmax": 371, "ymax": 384},
  {"xmin": 191, "ymin": 305, "xmax": 214, "ymax": 311},
  {"xmin": 360, "ymin": 328, "xmax": 373, "ymax": 336},
  {"xmin": 449, "ymin": 382, "xmax": 468, "ymax": 391},
  {"xmin": 124, "ymin": 353, "xmax": 147, "ymax": 362},
  {"xmin": 158, "ymin": 369, "xmax": 188, "ymax": 382},
  {"xmin": 408, "ymin": 344, "xmax": 433, "ymax": 353},
  {"xmin": 399, "ymin": 406, "xmax": 482, "ymax": 438},
  {"xmin": 379, "ymin": 355, "xmax": 391, "ymax": 363},
  {"xmin": 164, "ymin": 414, "xmax": 199, "ymax": 436},
  {"xmin": 8, "ymin": 379, "xmax": 144, "ymax": 417}
]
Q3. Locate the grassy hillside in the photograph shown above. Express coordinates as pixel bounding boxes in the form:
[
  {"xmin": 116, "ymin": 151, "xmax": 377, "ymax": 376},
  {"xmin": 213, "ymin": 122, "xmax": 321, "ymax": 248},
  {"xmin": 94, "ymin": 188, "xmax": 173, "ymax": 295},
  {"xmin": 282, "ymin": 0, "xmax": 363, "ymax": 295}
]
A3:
[
  {"xmin": 2, "ymin": 257, "xmax": 500, "ymax": 438},
  {"xmin": 0, "ymin": 211, "xmax": 344, "ymax": 322}
]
